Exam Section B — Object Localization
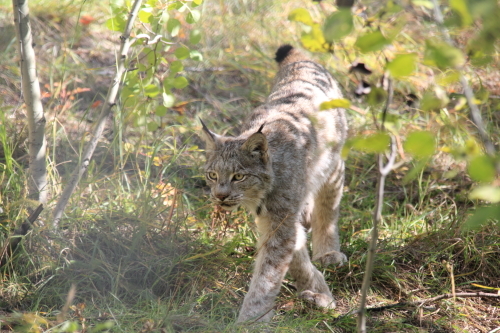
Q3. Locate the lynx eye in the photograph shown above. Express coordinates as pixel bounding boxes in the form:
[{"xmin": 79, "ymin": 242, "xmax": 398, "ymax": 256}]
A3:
[
  {"xmin": 232, "ymin": 173, "xmax": 245, "ymax": 181},
  {"xmin": 206, "ymin": 172, "xmax": 218, "ymax": 181}
]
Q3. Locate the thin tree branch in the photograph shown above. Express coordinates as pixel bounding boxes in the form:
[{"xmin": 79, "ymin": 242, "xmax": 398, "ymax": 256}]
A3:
[
  {"xmin": 352, "ymin": 292, "xmax": 500, "ymax": 315},
  {"xmin": 52, "ymin": 0, "xmax": 143, "ymax": 229},
  {"xmin": 12, "ymin": 0, "xmax": 48, "ymax": 204},
  {"xmin": 357, "ymin": 136, "xmax": 397, "ymax": 333},
  {"xmin": 430, "ymin": 0, "xmax": 496, "ymax": 157}
]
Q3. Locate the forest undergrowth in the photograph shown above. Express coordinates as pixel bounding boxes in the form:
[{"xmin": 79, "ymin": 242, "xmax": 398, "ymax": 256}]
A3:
[{"xmin": 0, "ymin": 0, "xmax": 499, "ymax": 332}]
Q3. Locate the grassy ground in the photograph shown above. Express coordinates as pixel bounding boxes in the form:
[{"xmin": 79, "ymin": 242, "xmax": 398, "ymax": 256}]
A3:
[{"xmin": 1, "ymin": 0, "xmax": 499, "ymax": 332}]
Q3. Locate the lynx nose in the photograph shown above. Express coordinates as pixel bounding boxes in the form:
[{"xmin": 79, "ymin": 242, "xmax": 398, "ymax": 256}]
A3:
[{"xmin": 215, "ymin": 193, "xmax": 229, "ymax": 201}]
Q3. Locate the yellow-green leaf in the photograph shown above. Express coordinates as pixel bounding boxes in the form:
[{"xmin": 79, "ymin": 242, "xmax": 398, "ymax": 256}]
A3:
[
  {"xmin": 386, "ymin": 53, "xmax": 417, "ymax": 77},
  {"xmin": 138, "ymin": 7, "xmax": 153, "ymax": 24},
  {"xmin": 469, "ymin": 186, "xmax": 500, "ymax": 203},
  {"xmin": 404, "ymin": 131, "xmax": 435, "ymax": 158},
  {"xmin": 468, "ymin": 155, "xmax": 496, "ymax": 183},
  {"xmin": 144, "ymin": 84, "xmax": 160, "ymax": 98},
  {"xmin": 288, "ymin": 8, "xmax": 314, "ymax": 26},
  {"xmin": 450, "ymin": 0, "xmax": 472, "ymax": 26},
  {"xmin": 300, "ymin": 24, "xmax": 327, "ymax": 52},
  {"xmin": 349, "ymin": 132, "xmax": 390, "ymax": 153},
  {"xmin": 320, "ymin": 99, "xmax": 351, "ymax": 110},
  {"xmin": 106, "ymin": 15, "xmax": 126, "ymax": 32}
]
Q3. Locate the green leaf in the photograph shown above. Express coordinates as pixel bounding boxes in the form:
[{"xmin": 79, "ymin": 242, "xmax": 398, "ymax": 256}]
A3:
[
  {"xmin": 462, "ymin": 204, "xmax": 500, "ymax": 230},
  {"xmin": 424, "ymin": 39, "xmax": 465, "ymax": 70},
  {"xmin": 288, "ymin": 8, "xmax": 314, "ymax": 26},
  {"xmin": 138, "ymin": 7, "xmax": 153, "ymax": 24},
  {"xmin": 450, "ymin": 0, "xmax": 472, "ymax": 26},
  {"xmin": 366, "ymin": 87, "xmax": 387, "ymax": 106},
  {"xmin": 386, "ymin": 53, "xmax": 418, "ymax": 77},
  {"xmin": 470, "ymin": 186, "xmax": 500, "ymax": 203},
  {"xmin": 354, "ymin": 31, "xmax": 390, "ymax": 53},
  {"xmin": 349, "ymin": 132, "xmax": 390, "ymax": 153},
  {"xmin": 186, "ymin": 10, "xmax": 201, "ymax": 24},
  {"xmin": 170, "ymin": 60, "xmax": 184, "ymax": 73},
  {"xmin": 89, "ymin": 321, "xmax": 114, "ymax": 333},
  {"xmin": 193, "ymin": 0, "xmax": 203, "ymax": 6},
  {"xmin": 468, "ymin": 155, "xmax": 496, "ymax": 183},
  {"xmin": 190, "ymin": 50, "xmax": 203, "ymax": 61},
  {"xmin": 144, "ymin": 84, "xmax": 160, "ymax": 98},
  {"xmin": 320, "ymin": 99, "xmax": 351, "ymax": 110},
  {"xmin": 300, "ymin": 24, "xmax": 327, "ymax": 52},
  {"xmin": 190, "ymin": 29, "xmax": 202, "ymax": 44},
  {"xmin": 402, "ymin": 159, "xmax": 428, "ymax": 184},
  {"xmin": 173, "ymin": 76, "xmax": 189, "ymax": 89},
  {"xmin": 421, "ymin": 89, "xmax": 449, "ymax": 111},
  {"xmin": 147, "ymin": 121, "xmax": 159, "ymax": 132},
  {"xmin": 167, "ymin": 18, "xmax": 181, "ymax": 37},
  {"xmin": 105, "ymin": 14, "xmax": 126, "ymax": 32},
  {"xmin": 323, "ymin": 9, "xmax": 353, "ymax": 42},
  {"xmin": 404, "ymin": 131, "xmax": 435, "ymax": 158},
  {"xmin": 163, "ymin": 92, "xmax": 175, "ymax": 107},
  {"xmin": 174, "ymin": 47, "xmax": 190, "ymax": 60},
  {"xmin": 155, "ymin": 105, "xmax": 168, "ymax": 117}
]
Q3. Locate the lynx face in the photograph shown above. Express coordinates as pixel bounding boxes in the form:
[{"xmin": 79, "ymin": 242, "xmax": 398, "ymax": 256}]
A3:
[{"xmin": 202, "ymin": 128, "xmax": 273, "ymax": 212}]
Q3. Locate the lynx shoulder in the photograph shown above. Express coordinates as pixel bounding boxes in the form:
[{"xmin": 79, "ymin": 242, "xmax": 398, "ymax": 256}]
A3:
[{"xmin": 200, "ymin": 45, "xmax": 347, "ymax": 323}]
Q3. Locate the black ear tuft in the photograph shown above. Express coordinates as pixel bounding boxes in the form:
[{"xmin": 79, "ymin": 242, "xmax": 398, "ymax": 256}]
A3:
[{"xmin": 275, "ymin": 45, "xmax": 294, "ymax": 63}]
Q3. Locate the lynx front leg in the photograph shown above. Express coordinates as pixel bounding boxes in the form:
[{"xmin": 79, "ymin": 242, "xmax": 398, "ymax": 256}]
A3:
[
  {"xmin": 289, "ymin": 225, "xmax": 335, "ymax": 309},
  {"xmin": 312, "ymin": 157, "xmax": 347, "ymax": 266},
  {"xmin": 237, "ymin": 214, "xmax": 296, "ymax": 323}
]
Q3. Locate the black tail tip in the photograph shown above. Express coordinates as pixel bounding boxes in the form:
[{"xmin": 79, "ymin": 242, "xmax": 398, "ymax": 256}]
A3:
[{"xmin": 275, "ymin": 44, "xmax": 294, "ymax": 63}]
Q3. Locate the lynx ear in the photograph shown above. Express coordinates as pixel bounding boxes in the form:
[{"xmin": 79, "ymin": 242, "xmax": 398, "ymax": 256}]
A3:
[
  {"xmin": 199, "ymin": 118, "xmax": 219, "ymax": 151},
  {"xmin": 241, "ymin": 125, "xmax": 268, "ymax": 163}
]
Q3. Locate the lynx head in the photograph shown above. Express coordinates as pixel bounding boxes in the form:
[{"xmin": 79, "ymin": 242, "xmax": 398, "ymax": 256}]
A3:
[{"xmin": 200, "ymin": 120, "xmax": 273, "ymax": 212}]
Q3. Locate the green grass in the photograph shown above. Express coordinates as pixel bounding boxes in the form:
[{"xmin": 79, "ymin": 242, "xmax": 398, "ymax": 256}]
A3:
[{"xmin": 1, "ymin": 0, "xmax": 499, "ymax": 332}]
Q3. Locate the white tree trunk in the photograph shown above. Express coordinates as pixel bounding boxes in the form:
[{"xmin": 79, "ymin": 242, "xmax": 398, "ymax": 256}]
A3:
[
  {"xmin": 12, "ymin": 0, "xmax": 48, "ymax": 204},
  {"xmin": 52, "ymin": 0, "xmax": 143, "ymax": 228}
]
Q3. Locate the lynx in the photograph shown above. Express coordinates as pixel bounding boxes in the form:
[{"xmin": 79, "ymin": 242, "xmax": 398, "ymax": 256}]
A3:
[{"xmin": 200, "ymin": 45, "xmax": 347, "ymax": 323}]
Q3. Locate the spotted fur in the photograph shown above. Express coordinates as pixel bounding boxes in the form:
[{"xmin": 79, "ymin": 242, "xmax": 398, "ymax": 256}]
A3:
[{"xmin": 200, "ymin": 45, "xmax": 347, "ymax": 323}]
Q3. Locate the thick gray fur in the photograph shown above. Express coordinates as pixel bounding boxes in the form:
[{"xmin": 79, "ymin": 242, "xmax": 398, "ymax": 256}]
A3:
[{"xmin": 200, "ymin": 45, "xmax": 348, "ymax": 323}]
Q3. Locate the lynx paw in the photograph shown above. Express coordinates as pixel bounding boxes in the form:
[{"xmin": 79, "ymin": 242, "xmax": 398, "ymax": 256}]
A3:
[
  {"xmin": 299, "ymin": 290, "xmax": 336, "ymax": 309},
  {"xmin": 313, "ymin": 250, "xmax": 347, "ymax": 267}
]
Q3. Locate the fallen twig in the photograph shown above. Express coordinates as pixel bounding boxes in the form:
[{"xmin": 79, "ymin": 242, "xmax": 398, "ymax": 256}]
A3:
[{"xmin": 338, "ymin": 292, "xmax": 500, "ymax": 320}]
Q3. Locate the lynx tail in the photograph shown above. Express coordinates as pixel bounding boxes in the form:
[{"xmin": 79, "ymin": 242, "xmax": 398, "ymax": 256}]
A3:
[{"xmin": 275, "ymin": 45, "xmax": 309, "ymax": 67}]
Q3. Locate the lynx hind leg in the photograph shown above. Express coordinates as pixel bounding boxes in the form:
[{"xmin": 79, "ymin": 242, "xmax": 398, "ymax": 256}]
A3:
[
  {"xmin": 288, "ymin": 226, "xmax": 335, "ymax": 309},
  {"xmin": 311, "ymin": 158, "xmax": 347, "ymax": 266}
]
